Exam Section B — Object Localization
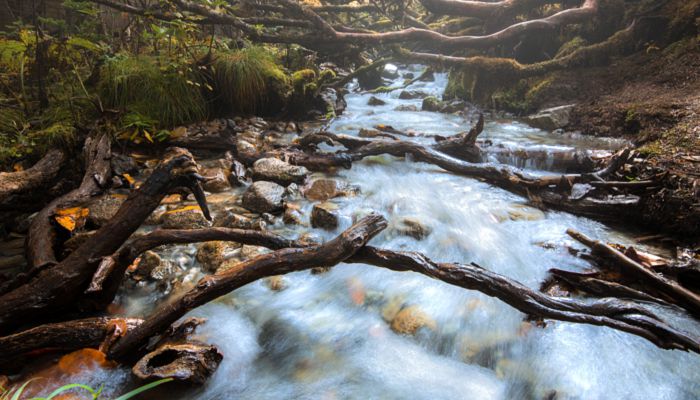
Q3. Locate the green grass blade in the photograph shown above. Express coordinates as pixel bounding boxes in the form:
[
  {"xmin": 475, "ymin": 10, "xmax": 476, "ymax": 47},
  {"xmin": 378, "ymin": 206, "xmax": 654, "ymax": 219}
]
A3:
[{"xmin": 113, "ymin": 378, "xmax": 174, "ymax": 400}]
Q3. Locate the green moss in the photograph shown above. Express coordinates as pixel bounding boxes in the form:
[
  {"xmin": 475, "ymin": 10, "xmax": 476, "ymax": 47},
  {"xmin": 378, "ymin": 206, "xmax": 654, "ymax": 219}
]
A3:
[
  {"xmin": 555, "ymin": 37, "xmax": 588, "ymax": 59},
  {"xmin": 421, "ymin": 96, "xmax": 441, "ymax": 112},
  {"xmin": 98, "ymin": 54, "xmax": 207, "ymax": 127},
  {"xmin": 318, "ymin": 69, "xmax": 336, "ymax": 82},
  {"xmin": 213, "ymin": 46, "xmax": 290, "ymax": 115},
  {"xmin": 292, "ymin": 69, "xmax": 316, "ymax": 86}
]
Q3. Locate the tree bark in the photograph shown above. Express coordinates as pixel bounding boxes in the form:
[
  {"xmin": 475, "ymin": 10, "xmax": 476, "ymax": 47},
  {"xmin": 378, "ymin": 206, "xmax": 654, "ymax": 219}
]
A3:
[{"xmin": 0, "ymin": 149, "xmax": 66, "ymax": 211}]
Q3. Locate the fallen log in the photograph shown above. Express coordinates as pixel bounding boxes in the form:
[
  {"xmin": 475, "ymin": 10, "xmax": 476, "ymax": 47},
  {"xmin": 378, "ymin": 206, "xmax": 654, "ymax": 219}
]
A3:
[
  {"xmin": 567, "ymin": 229, "xmax": 700, "ymax": 316},
  {"xmin": 0, "ymin": 148, "xmax": 211, "ymax": 332},
  {"xmin": 0, "ymin": 317, "xmax": 142, "ymax": 368}
]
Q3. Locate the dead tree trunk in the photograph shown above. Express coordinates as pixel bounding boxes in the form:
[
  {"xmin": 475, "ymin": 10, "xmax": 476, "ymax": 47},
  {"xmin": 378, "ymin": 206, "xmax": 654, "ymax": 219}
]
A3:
[{"xmin": 0, "ymin": 149, "xmax": 66, "ymax": 211}]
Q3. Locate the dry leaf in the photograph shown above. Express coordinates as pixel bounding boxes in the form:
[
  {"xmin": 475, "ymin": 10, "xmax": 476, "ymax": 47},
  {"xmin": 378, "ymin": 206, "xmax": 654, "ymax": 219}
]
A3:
[{"xmin": 55, "ymin": 207, "xmax": 89, "ymax": 232}]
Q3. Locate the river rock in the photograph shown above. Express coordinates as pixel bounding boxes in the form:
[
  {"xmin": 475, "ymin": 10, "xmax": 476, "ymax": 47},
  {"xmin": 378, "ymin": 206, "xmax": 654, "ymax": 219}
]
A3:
[
  {"xmin": 395, "ymin": 104, "xmax": 419, "ymax": 112},
  {"xmin": 131, "ymin": 250, "xmax": 164, "ymax": 280},
  {"xmin": 214, "ymin": 209, "xmax": 259, "ymax": 229},
  {"xmin": 398, "ymin": 90, "xmax": 427, "ymax": 100},
  {"xmin": 523, "ymin": 104, "xmax": 576, "ymax": 131},
  {"xmin": 283, "ymin": 207, "xmax": 303, "ymax": 225},
  {"xmin": 421, "ymin": 96, "xmax": 442, "ymax": 112},
  {"xmin": 390, "ymin": 305, "xmax": 436, "ymax": 335},
  {"xmin": 240, "ymin": 245, "xmax": 270, "ymax": 260},
  {"xmin": 87, "ymin": 194, "xmax": 125, "ymax": 227},
  {"xmin": 368, "ymin": 96, "xmax": 386, "ymax": 106},
  {"xmin": 201, "ymin": 167, "xmax": 230, "ymax": 193},
  {"xmin": 160, "ymin": 206, "xmax": 211, "ymax": 229},
  {"xmin": 265, "ymin": 275, "xmax": 287, "ymax": 291},
  {"xmin": 440, "ymin": 99, "xmax": 468, "ymax": 113},
  {"xmin": 381, "ymin": 63, "xmax": 399, "ymax": 79},
  {"xmin": 311, "ymin": 202, "xmax": 339, "ymax": 230},
  {"xmin": 393, "ymin": 217, "xmax": 431, "ymax": 240},
  {"xmin": 242, "ymin": 181, "xmax": 285, "ymax": 213},
  {"xmin": 304, "ymin": 178, "xmax": 354, "ymax": 201},
  {"xmin": 196, "ymin": 241, "xmax": 239, "ymax": 273},
  {"xmin": 403, "ymin": 72, "xmax": 415, "ymax": 79},
  {"xmin": 252, "ymin": 158, "xmax": 308, "ymax": 186}
]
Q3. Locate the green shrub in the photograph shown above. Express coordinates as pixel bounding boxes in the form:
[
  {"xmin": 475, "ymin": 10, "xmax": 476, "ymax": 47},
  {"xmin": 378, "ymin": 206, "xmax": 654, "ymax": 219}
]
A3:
[
  {"xmin": 98, "ymin": 54, "xmax": 208, "ymax": 127},
  {"xmin": 212, "ymin": 46, "xmax": 290, "ymax": 114}
]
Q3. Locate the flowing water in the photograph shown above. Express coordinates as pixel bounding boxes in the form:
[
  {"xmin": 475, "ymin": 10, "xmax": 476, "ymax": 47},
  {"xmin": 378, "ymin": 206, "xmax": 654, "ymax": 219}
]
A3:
[{"xmin": 49, "ymin": 66, "xmax": 700, "ymax": 399}]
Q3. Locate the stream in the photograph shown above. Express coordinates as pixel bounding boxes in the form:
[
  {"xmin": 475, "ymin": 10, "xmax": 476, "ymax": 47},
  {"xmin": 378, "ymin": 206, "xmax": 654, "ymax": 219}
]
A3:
[{"xmin": 39, "ymin": 66, "xmax": 700, "ymax": 399}]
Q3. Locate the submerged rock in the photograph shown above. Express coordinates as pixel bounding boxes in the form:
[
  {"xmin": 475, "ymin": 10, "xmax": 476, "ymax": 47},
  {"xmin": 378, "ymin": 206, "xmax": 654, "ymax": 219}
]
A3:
[
  {"xmin": 311, "ymin": 202, "xmax": 339, "ymax": 230},
  {"xmin": 368, "ymin": 96, "xmax": 386, "ymax": 106},
  {"xmin": 265, "ymin": 275, "xmax": 287, "ymax": 291},
  {"xmin": 381, "ymin": 63, "xmax": 399, "ymax": 79},
  {"xmin": 392, "ymin": 217, "xmax": 432, "ymax": 240},
  {"xmin": 523, "ymin": 104, "xmax": 576, "ymax": 131},
  {"xmin": 398, "ymin": 90, "xmax": 428, "ymax": 100},
  {"xmin": 242, "ymin": 181, "xmax": 285, "ymax": 213},
  {"xmin": 390, "ymin": 305, "xmax": 436, "ymax": 335},
  {"xmin": 395, "ymin": 104, "xmax": 419, "ymax": 112}
]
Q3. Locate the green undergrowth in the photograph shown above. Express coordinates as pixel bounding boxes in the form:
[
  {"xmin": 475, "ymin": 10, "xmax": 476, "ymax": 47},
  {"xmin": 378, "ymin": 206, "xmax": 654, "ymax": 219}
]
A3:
[
  {"xmin": 212, "ymin": 46, "xmax": 290, "ymax": 115},
  {"xmin": 98, "ymin": 54, "xmax": 208, "ymax": 127},
  {"xmin": 0, "ymin": 377, "xmax": 172, "ymax": 400}
]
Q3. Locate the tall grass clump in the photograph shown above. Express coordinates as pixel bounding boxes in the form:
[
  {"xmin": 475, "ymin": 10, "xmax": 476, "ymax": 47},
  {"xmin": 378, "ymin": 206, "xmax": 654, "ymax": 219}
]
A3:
[
  {"xmin": 212, "ymin": 46, "xmax": 290, "ymax": 115},
  {"xmin": 98, "ymin": 54, "xmax": 207, "ymax": 127}
]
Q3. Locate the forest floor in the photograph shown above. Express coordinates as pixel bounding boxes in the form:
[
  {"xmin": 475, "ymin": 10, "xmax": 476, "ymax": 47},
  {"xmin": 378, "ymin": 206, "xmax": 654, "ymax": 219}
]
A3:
[{"xmin": 533, "ymin": 37, "xmax": 700, "ymax": 238}]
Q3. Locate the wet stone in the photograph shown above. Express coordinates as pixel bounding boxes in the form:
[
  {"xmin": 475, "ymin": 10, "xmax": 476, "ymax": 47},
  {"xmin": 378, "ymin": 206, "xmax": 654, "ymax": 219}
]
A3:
[
  {"xmin": 421, "ymin": 96, "xmax": 442, "ymax": 112},
  {"xmin": 393, "ymin": 217, "xmax": 431, "ymax": 240},
  {"xmin": 390, "ymin": 305, "xmax": 436, "ymax": 335},
  {"xmin": 202, "ymin": 167, "xmax": 231, "ymax": 193},
  {"xmin": 368, "ymin": 96, "xmax": 386, "ymax": 106},
  {"xmin": 283, "ymin": 207, "xmax": 303, "ymax": 225},
  {"xmin": 160, "ymin": 207, "xmax": 211, "ymax": 229},
  {"xmin": 242, "ymin": 181, "xmax": 285, "ymax": 214},
  {"xmin": 252, "ymin": 158, "xmax": 308, "ymax": 187},
  {"xmin": 311, "ymin": 202, "xmax": 339, "ymax": 230},
  {"xmin": 398, "ymin": 90, "xmax": 428, "ymax": 100},
  {"xmin": 395, "ymin": 104, "xmax": 419, "ymax": 112},
  {"xmin": 265, "ymin": 275, "xmax": 287, "ymax": 291},
  {"xmin": 304, "ymin": 178, "xmax": 354, "ymax": 201},
  {"xmin": 87, "ymin": 194, "xmax": 125, "ymax": 227},
  {"xmin": 196, "ymin": 241, "xmax": 239, "ymax": 273}
]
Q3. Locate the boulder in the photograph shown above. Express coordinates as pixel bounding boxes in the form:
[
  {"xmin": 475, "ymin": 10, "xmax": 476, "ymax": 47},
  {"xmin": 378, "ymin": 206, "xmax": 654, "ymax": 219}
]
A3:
[
  {"xmin": 390, "ymin": 305, "xmax": 436, "ymax": 335},
  {"xmin": 214, "ymin": 209, "xmax": 259, "ymax": 229},
  {"xmin": 252, "ymin": 158, "xmax": 308, "ymax": 186},
  {"xmin": 311, "ymin": 202, "xmax": 339, "ymax": 230},
  {"xmin": 242, "ymin": 181, "xmax": 285, "ymax": 213},
  {"xmin": 523, "ymin": 104, "xmax": 576, "ymax": 131},
  {"xmin": 132, "ymin": 250, "xmax": 168, "ymax": 280},
  {"xmin": 439, "ymin": 99, "xmax": 468, "ymax": 114},
  {"xmin": 367, "ymin": 96, "xmax": 386, "ymax": 106}
]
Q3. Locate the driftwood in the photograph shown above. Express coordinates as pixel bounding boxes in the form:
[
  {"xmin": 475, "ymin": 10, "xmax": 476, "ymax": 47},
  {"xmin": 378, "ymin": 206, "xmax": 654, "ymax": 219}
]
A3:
[
  {"xmin": 567, "ymin": 229, "xmax": 700, "ymax": 316},
  {"xmin": 0, "ymin": 148, "xmax": 211, "ymax": 332},
  {"xmin": 26, "ymin": 132, "xmax": 112, "ymax": 272},
  {"xmin": 0, "ymin": 317, "xmax": 142, "ymax": 367},
  {"xmin": 0, "ymin": 149, "xmax": 66, "ymax": 211},
  {"xmin": 132, "ymin": 342, "xmax": 223, "ymax": 384}
]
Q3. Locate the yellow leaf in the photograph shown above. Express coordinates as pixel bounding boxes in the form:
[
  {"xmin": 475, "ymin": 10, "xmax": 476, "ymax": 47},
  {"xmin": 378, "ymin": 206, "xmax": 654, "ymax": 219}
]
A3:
[
  {"xmin": 122, "ymin": 173, "xmax": 135, "ymax": 185},
  {"xmin": 143, "ymin": 130, "xmax": 153, "ymax": 143},
  {"xmin": 55, "ymin": 207, "xmax": 89, "ymax": 232},
  {"xmin": 163, "ymin": 205, "xmax": 201, "ymax": 215},
  {"xmin": 12, "ymin": 163, "xmax": 23, "ymax": 172},
  {"xmin": 171, "ymin": 126, "xmax": 187, "ymax": 139}
]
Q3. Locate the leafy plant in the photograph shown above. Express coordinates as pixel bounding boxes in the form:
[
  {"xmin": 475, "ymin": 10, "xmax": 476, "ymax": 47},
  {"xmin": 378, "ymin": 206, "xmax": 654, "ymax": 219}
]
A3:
[{"xmin": 119, "ymin": 112, "xmax": 171, "ymax": 144}]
